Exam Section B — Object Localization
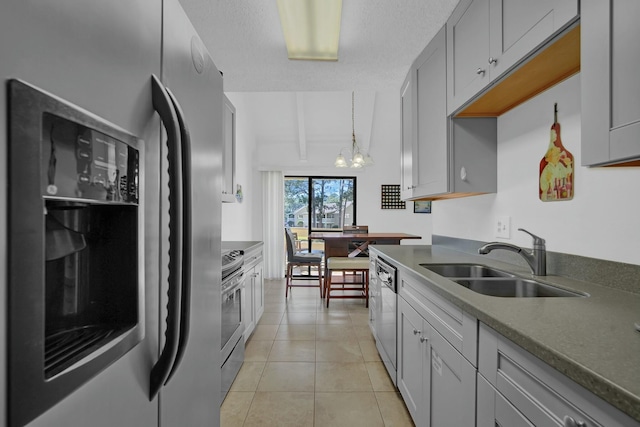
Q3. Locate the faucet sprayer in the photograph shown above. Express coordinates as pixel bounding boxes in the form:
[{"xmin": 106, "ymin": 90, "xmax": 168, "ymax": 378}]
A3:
[{"xmin": 478, "ymin": 228, "xmax": 546, "ymax": 276}]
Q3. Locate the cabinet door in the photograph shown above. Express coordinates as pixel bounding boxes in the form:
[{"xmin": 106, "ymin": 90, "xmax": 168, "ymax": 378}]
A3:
[
  {"xmin": 414, "ymin": 26, "xmax": 449, "ymax": 198},
  {"xmin": 243, "ymin": 267, "xmax": 255, "ymax": 341},
  {"xmin": 447, "ymin": 0, "xmax": 490, "ymax": 114},
  {"xmin": 489, "ymin": 0, "xmax": 578, "ymax": 78},
  {"xmin": 253, "ymin": 262, "xmax": 264, "ymax": 323},
  {"xmin": 400, "ymin": 70, "xmax": 417, "ymax": 200},
  {"xmin": 582, "ymin": 0, "xmax": 640, "ymax": 165},
  {"xmin": 222, "ymin": 95, "xmax": 236, "ymax": 199},
  {"xmin": 479, "ymin": 323, "xmax": 639, "ymax": 427},
  {"xmin": 426, "ymin": 325, "xmax": 476, "ymax": 427},
  {"xmin": 397, "ymin": 297, "xmax": 425, "ymax": 423},
  {"xmin": 477, "ymin": 374, "xmax": 534, "ymax": 427}
]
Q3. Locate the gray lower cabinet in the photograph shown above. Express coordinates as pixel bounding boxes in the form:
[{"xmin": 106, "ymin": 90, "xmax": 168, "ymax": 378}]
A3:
[
  {"xmin": 477, "ymin": 374, "xmax": 535, "ymax": 427},
  {"xmin": 397, "ymin": 268, "xmax": 477, "ymax": 426},
  {"xmin": 581, "ymin": 0, "xmax": 640, "ymax": 166},
  {"xmin": 398, "ymin": 296, "xmax": 476, "ymax": 427},
  {"xmin": 447, "ymin": 0, "xmax": 578, "ymax": 114},
  {"xmin": 400, "ymin": 23, "xmax": 498, "ymax": 201},
  {"xmin": 242, "ymin": 245, "xmax": 263, "ymax": 340},
  {"xmin": 478, "ymin": 323, "xmax": 640, "ymax": 427}
]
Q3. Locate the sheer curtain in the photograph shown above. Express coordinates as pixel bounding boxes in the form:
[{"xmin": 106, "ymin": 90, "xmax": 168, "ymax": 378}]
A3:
[{"xmin": 261, "ymin": 171, "xmax": 285, "ymax": 279}]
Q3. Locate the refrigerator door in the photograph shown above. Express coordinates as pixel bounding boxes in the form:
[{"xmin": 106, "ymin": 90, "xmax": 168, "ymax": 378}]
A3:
[
  {"xmin": 0, "ymin": 0, "xmax": 161, "ymax": 426},
  {"xmin": 158, "ymin": 0, "xmax": 223, "ymax": 425}
]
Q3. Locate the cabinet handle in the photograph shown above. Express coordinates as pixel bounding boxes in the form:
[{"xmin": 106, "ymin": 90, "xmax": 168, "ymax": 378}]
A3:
[
  {"xmin": 563, "ymin": 416, "xmax": 587, "ymax": 427},
  {"xmin": 488, "ymin": 57, "xmax": 497, "ymax": 65},
  {"xmin": 419, "ymin": 336, "xmax": 427, "ymax": 343},
  {"xmin": 476, "ymin": 68, "xmax": 485, "ymax": 75},
  {"xmin": 412, "ymin": 329, "xmax": 421, "ymax": 335}
]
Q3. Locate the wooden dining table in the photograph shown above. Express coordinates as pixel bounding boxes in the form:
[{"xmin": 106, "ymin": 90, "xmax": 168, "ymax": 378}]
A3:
[{"xmin": 308, "ymin": 232, "xmax": 421, "ymax": 259}]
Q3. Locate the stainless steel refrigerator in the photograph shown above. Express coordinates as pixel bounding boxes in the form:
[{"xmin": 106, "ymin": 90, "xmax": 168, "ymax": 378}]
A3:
[{"xmin": 0, "ymin": 0, "xmax": 222, "ymax": 425}]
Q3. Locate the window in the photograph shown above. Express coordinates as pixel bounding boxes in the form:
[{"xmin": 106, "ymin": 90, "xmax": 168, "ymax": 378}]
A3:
[{"xmin": 284, "ymin": 176, "xmax": 357, "ymax": 238}]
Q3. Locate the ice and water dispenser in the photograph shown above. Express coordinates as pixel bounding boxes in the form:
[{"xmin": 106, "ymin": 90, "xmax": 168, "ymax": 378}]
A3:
[{"xmin": 8, "ymin": 79, "xmax": 143, "ymax": 426}]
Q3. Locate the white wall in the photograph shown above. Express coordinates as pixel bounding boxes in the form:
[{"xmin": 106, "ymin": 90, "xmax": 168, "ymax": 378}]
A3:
[
  {"xmin": 222, "ymin": 90, "xmax": 433, "ymax": 243},
  {"xmin": 434, "ymin": 74, "xmax": 640, "ymax": 265},
  {"xmin": 221, "ymin": 94, "xmax": 258, "ymax": 241}
]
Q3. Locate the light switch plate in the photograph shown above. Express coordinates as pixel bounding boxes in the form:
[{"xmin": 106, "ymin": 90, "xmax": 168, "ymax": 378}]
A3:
[{"xmin": 496, "ymin": 216, "xmax": 511, "ymax": 238}]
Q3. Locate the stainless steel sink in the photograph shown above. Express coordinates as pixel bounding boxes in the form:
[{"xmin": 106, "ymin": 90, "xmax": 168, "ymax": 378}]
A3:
[
  {"xmin": 420, "ymin": 263, "xmax": 515, "ymax": 278},
  {"xmin": 420, "ymin": 263, "xmax": 586, "ymax": 298},
  {"xmin": 452, "ymin": 277, "xmax": 585, "ymax": 298}
]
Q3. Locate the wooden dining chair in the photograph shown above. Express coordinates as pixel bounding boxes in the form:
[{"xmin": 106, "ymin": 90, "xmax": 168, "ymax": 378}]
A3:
[
  {"xmin": 324, "ymin": 256, "xmax": 369, "ymax": 307},
  {"xmin": 285, "ymin": 228, "xmax": 323, "ymax": 297}
]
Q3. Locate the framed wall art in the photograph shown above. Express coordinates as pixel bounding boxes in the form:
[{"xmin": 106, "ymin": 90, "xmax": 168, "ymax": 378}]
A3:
[
  {"xmin": 380, "ymin": 184, "xmax": 406, "ymax": 209},
  {"xmin": 414, "ymin": 201, "xmax": 432, "ymax": 213}
]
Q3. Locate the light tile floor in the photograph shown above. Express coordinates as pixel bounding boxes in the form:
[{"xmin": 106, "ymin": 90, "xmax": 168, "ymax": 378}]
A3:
[{"xmin": 221, "ymin": 278, "xmax": 415, "ymax": 427}]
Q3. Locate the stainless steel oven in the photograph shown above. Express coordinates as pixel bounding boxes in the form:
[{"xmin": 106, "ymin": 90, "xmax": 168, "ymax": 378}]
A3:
[
  {"xmin": 375, "ymin": 256, "xmax": 398, "ymax": 386},
  {"xmin": 220, "ymin": 250, "xmax": 245, "ymax": 403}
]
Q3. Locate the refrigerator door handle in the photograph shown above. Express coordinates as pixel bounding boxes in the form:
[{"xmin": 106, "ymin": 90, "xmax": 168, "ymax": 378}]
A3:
[
  {"xmin": 164, "ymin": 86, "xmax": 192, "ymax": 383},
  {"xmin": 149, "ymin": 75, "xmax": 183, "ymax": 400}
]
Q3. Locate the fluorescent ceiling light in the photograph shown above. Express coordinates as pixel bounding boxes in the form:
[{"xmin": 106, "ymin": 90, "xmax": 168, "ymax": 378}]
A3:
[{"xmin": 277, "ymin": 0, "xmax": 342, "ymax": 61}]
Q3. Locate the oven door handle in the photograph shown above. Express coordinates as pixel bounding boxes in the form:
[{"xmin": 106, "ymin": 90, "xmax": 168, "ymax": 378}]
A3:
[{"xmin": 149, "ymin": 75, "xmax": 184, "ymax": 400}]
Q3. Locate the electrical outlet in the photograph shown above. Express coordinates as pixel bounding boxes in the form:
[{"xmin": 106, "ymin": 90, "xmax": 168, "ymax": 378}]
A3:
[{"xmin": 496, "ymin": 216, "xmax": 511, "ymax": 238}]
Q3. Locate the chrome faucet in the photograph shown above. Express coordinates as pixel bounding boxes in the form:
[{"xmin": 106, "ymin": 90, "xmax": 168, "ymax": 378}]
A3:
[{"xmin": 478, "ymin": 228, "xmax": 547, "ymax": 276}]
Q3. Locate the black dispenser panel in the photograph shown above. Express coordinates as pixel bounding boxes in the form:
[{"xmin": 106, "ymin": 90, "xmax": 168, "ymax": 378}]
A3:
[
  {"xmin": 8, "ymin": 79, "xmax": 144, "ymax": 427},
  {"xmin": 42, "ymin": 113, "xmax": 139, "ymax": 203}
]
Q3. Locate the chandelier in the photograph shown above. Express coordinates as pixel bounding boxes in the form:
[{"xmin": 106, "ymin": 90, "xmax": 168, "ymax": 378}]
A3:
[{"xmin": 335, "ymin": 92, "xmax": 374, "ymax": 168}]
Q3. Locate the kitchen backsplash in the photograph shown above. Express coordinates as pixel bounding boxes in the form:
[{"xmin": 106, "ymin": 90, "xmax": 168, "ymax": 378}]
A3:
[{"xmin": 432, "ymin": 74, "xmax": 640, "ymax": 267}]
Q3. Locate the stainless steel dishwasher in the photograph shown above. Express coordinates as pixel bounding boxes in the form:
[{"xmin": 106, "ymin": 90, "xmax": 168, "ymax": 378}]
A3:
[{"xmin": 375, "ymin": 256, "xmax": 398, "ymax": 386}]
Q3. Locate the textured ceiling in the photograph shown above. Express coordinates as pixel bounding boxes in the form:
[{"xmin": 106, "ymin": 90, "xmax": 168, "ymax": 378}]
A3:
[{"xmin": 179, "ymin": 0, "xmax": 460, "ymax": 92}]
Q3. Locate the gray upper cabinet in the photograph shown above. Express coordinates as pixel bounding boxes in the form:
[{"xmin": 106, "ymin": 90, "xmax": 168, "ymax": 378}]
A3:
[
  {"xmin": 447, "ymin": 0, "xmax": 491, "ymax": 115},
  {"xmin": 401, "ymin": 26, "xmax": 448, "ymax": 200},
  {"xmin": 489, "ymin": 0, "xmax": 578, "ymax": 78},
  {"xmin": 401, "ymin": 25, "xmax": 497, "ymax": 201},
  {"xmin": 222, "ymin": 95, "xmax": 236, "ymax": 202},
  {"xmin": 447, "ymin": 0, "xmax": 578, "ymax": 115},
  {"xmin": 414, "ymin": 26, "xmax": 449, "ymax": 198},
  {"xmin": 400, "ymin": 70, "xmax": 416, "ymax": 200},
  {"xmin": 581, "ymin": 0, "xmax": 640, "ymax": 166}
]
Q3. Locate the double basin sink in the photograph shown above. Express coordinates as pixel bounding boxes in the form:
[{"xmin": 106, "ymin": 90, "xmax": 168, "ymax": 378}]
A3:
[{"xmin": 420, "ymin": 264, "xmax": 586, "ymax": 298}]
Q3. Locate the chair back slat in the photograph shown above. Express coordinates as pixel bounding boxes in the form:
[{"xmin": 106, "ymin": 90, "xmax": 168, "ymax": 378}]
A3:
[{"xmin": 285, "ymin": 228, "xmax": 296, "ymax": 259}]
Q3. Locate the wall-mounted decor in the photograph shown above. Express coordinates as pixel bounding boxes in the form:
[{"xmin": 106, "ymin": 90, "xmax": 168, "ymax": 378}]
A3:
[
  {"xmin": 235, "ymin": 184, "xmax": 243, "ymax": 203},
  {"xmin": 539, "ymin": 103, "xmax": 574, "ymax": 201},
  {"xmin": 414, "ymin": 201, "xmax": 432, "ymax": 213},
  {"xmin": 380, "ymin": 184, "xmax": 406, "ymax": 209}
]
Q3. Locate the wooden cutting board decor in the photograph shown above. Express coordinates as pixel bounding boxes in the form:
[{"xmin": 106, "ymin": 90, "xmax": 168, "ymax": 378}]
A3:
[{"xmin": 539, "ymin": 103, "xmax": 574, "ymax": 201}]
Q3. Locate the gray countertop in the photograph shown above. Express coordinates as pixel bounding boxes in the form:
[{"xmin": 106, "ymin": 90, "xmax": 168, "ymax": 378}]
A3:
[
  {"xmin": 371, "ymin": 244, "xmax": 640, "ymax": 422},
  {"xmin": 222, "ymin": 241, "xmax": 263, "ymax": 253}
]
